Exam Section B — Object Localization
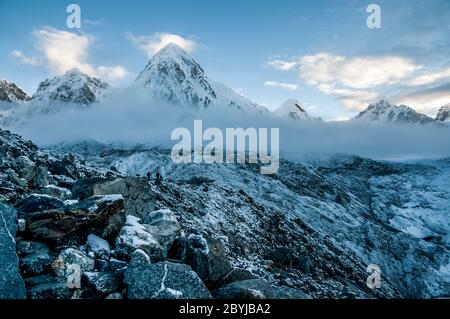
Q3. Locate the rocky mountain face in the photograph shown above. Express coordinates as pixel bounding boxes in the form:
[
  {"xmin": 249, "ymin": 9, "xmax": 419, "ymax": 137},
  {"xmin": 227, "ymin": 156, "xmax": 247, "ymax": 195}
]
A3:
[
  {"xmin": 0, "ymin": 80, "xmax": 30, "ymax": 102},
  {"xmin": 355, "ymin": 100, "xmax": 435, "ymax": 125},
  {"xmin": 1, "ymin": 127, "xmax": 448, "ymax": 299},
  {"xmin": 274, "ymin": 99, "xmax": 310, "ymax": 120},
  {"xmin": 31, "ymin": 68, "xmax": 110, "ymax": 105},
  {"xmin": 136, "ymin": 43, "xmax": 266, "ymax": 112},
  {"xmin": 435, "ymin": 104, "xmax": 450, "ymax": 122}
]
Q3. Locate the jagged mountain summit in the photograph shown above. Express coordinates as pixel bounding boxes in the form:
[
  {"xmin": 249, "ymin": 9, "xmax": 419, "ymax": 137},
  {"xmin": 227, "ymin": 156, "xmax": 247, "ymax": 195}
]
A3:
[
  {"xmin": 435, "ymin": 104, "xmax": 450, "ymax": 122},
  {"xmin": 31, "ymin": 68, "xmax": 110, "ymax": 105},
  {"xmin": 354, "ymin": 100, "xmax": 435, "ymax": 125},
  {"xmin": 274, "ymin": 99, "xmax": 310, "ymax": 120},
  {"xmin": 0, "ymin": 80, "xmax": 30, "ymax": 102},
  {"xmin": 136, "ymin": 43, "xmax": 266, "ymax": 112}
]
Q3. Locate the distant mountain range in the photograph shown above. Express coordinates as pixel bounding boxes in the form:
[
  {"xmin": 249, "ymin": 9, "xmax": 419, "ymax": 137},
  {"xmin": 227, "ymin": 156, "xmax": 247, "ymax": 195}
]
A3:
[{"xmin": 1, "ymin": 43, "xmax": 449, "ymax": 126}]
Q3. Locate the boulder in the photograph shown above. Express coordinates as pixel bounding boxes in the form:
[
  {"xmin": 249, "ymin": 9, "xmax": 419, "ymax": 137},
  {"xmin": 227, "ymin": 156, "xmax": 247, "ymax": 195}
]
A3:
[
  {"xmin": 264, "ymin": 247, "xmax": 295, "ymax": 267},
  {"xmin": 293, "ymin": 255, "xmax": 312, "ymax": 273},
  {"xmin": 85, "ymin": 234, "xmax": 111, "ymax": 260},
  {"xmin": 72, "ymin": 177, "xmax": 157, "ymax": 220},
  {"xmin": 144, "ymin": 208, "xmax": 181, "ymax": 251},
  {"xmin": 214, "ymin": 279, "xmax": 310, "ymax": 299},
  {"xmin": 125, "ymin": 261, "xmax": 212, "ymax": 299},
  {"xmin": 41, "ymin": 184, "xmax": 72, "ymax": 200},
  {"xmin": 0, "ymin": 204, "xmax": 26, "ymax": 298},
  {"xmin": 15, "ymin": 193, "xmax": 64, "ymax": 214},
  {"xmin": 217, "ymin": 268, "xmax": 259, "ymax": 287},
  {"xmin": 19, "ymin": 248, "xmax": 53, "ymax": 276},
  {"xmin": 25, "ymin": 195, "xmax": 125, "ymax": 246},
  {"xmin": 170, "ymin": 234, "xmax": 233, "ymax": 287},
  {"xmin": 27, "ymin": 274, "xmax": 74, "ymax": 299},
  {"xmin": 12, "ymin": 155, "xmax": 35, "ymax": 178},
  {"xmin": 115, "ymin": 215, "xmax": 164, "ymax": 262},
  {"xmin": 82, "ymin": 272, "xmax": 121, "ymax": 297},
  {"xmin": 52, "ymin": 248, "xmax": 95, "ymax": 280},
  {"xmin": 26, "ymin": 165, "xmax": 49, "ymax": 188}
]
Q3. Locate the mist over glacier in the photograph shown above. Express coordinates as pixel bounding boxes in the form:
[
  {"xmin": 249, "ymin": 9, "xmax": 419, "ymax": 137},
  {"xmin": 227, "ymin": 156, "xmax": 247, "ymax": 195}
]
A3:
[{"xmin": 10, "ymin": 85, "xmax": 450, "ymax": 161}]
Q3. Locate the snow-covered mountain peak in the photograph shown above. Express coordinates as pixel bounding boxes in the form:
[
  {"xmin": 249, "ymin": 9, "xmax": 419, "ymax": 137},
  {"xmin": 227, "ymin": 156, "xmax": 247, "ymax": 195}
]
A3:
[
  {"xmin": 435, "ymin": 103, "xmax": 450, "ymax": 122},
  {"xmin": 274, "ymin": 99, "xmax": 310, "ymax": 120},
  {"xmin": 136, "ymin": 43, "xmax": 267, "ymax": 112},
  {"xmin": 0, "ymin": 79, "xmax": 31, "ymax": 102},
  {"xmin": 31, "ymin": 68, "xmax": 110, "ymax": 105},
  {"xmin": 355, "ymin": 100, "xmax": 435, "ymax": 125}
]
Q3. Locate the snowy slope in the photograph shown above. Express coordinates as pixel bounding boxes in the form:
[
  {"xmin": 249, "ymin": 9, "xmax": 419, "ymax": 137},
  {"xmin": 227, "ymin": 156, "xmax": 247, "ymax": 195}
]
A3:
[
  {"xmin": 0, "ymin": 80, "xmax": 30, "ymax": 102},
  {"xmin": 435, "ymin": 104, "xmax": 450, "ymax": 122},
  {"xmin": 355, "ymin": 100, "xmax": 435, "ymax": 125},
  {"xmin": 50, "ymin": 141, "xmax": 450, "ymax": 298},
  {"xmin": 274, "ymin": 99, "xmax": 310, "ymax": 120},
  {"xmin": 31, "ymin": 68, "xmax": 110, "ymax": 105},
  {"xmin": 136, "ymin": 43, "xmax": 267, "ymax": 112}
]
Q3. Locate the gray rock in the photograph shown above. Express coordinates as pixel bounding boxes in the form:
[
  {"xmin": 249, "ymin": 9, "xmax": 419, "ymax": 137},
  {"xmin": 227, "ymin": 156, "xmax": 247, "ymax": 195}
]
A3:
[
  {"xmin": 20, "ymin": 250, "xmax": 53, "ymax": 276},
  {"xmin": 115, "ymin": 215, "xmax": 164, "ymax": 262},
  {"xmin": 72, "ymin": 177, "xmax": 157, "ymax": 220},
  {"xmin": 52, "ymin": 248, "xmax": 95, "ymax": 280},
  {"xmin": 15, "ymin": 193, "xmax": 64, "ymax": 214},
  {"xmin": 217, "ymin": 268, "xmax": 259, "ymax": 287},
  {"xmin": 40, "ymin": 185, "xmax": 72, "ymax": 200},
  {"xmin": 82, "ymin": 272, "xmax": 121, "ymax": 297},
  {"xmin": 173, "ymin": 234, "xmax": 233, "ymax": 286},
  {"xmin": 0, "ymin": 204, "xmax": 26, "ymax": 298},
  {"xmin": 110, "ymin": 258, "xmax": 127, "ymax": 272},
  {"xmin": 13, "ymin": 155, "xmax": 35, "ymax": 178},
  {"xmin": 214, "ymin": 279, "xmax": 310, "ymax": 299},
  {"xmin": 125, "ymin": 261, "xmax": 212, "ymax": 299},
  {"xmin": 28, "ymin": 280, "xmax": 74, "ymax": 299},
  {"xmin": 26, "ymin": 165, "xmax": 49, "ymax": 188},
  {"xmin": 143, "ymin": 208, "xmax": 181, "ymax": 251},
  {"xmin": 293, "ymin": 256, "xmax": 312, "ymax": 273},
  {"xmin": 86, "ymin": 234, "xmax": 111, "ymax": 260}
]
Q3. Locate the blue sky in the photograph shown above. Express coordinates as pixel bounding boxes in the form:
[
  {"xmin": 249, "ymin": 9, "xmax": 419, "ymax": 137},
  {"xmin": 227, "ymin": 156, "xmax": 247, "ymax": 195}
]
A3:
[{"xmin": 1, "ymin": 0, "xmax": 449, "ymax": 120}]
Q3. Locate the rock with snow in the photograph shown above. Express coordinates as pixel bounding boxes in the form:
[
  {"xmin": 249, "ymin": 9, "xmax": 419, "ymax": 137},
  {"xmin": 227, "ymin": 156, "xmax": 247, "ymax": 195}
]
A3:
[
  {"xmin": 85, "ymin": 234, "xmax": 111, "ymax": 260},
  {"xmin": 52, "ymin": 248, "xmax": 95, "ymax": 280},
  {"xmin": 18, "ymin": 241, "xmax": 53, "ymax": 276},
  {"xmin": 273, "ymin": 99, "xmax": 310, "ymax": 120},
  {"xmin": 125, "ymin": 261, "xmax": 212, "ymax": 299},
  {"xmin": 72, "ymin": 177, "xmax": 157, "ymax": 220},
  {"xmin": 169, "ymin": 234, "xmax": 233, "ymax": 287},
  {"xmin": 115, "ymin": 215, "xmax": 164, "ymax": 261},
  {"xmin": 0, "ymin": 79, "xmax": 30, "ymax": 102},
  {"xmin": 136, "ymin": 43, "xmax": 266, "ymax": 112},
  {"xmin": 25, "ymin": 195, "xmax": 125, "ymax": 246},
  {"xmin": 0, "ymin": 204, "xmax": 27, "ymax": 298},
  {"xmin": 31, "ymin": 68, "xmax": 110, "ymax": 105},
  {"xmin": 354, "ymin": 100, "xmax": 435, "ymax": 125},
  {"xmin": 15, "ymin": 193, "xmax": 64, "ymax": 214},
  {"xmin": 143, "ymin": 208, "xmax": 181, "ymax": 251},
  {"xmin": 82, "ymin": 271, "xmax": 121, "ymax": 297},
  {"xmin": 435, "ymin": 103, "xmax": 450, "ymax": 122}
]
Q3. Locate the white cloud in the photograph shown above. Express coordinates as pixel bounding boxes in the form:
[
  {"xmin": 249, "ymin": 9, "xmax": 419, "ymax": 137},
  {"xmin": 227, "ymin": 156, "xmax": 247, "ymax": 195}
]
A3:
[
  {"xmin": 266, "ymin": 59, "xmax": 298, "ymax": 71},
  {"xmin": 298, "ymin": 53, "xmax": 421, "ymax": 89},
  {"xmin": 126, "ymin": 32, "xmax": 196, "ymax": 57},
  {"xmin": 13, "ymin": 27, "xmax": 128, "ymax": 81},
  {"xmin": 392, "ymin": 84, "xmax": 450, "ymax": 116},
  {"xmin": 264, "ymin": 81, "xmax": 299, "ymax": 91},
  {"xmin": 317, "ymin": 83, "xmax": 379, "ymax": 110},
  {"xmin": 407, "ymin": 68, "xmax": 450, "ymax": 86},
  {"xmin": 11, "ymin": 50, "xmax": 42, "ymax": 66}
]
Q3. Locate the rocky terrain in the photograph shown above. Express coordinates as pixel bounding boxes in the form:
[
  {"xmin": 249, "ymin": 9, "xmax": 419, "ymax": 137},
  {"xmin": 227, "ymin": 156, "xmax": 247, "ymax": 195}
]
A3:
[
  {"xmin": 436, "ymin": 104, "xmax": 450, "ymax": 122},
  {"xmin": 0, "ymin": 80, "xmax": 30, "ymax": 103},
  {"xmin": 1, "ymin": 127, "xmax": 449, "ymax": 299},
  {"xmin": 354, "ymin": 100, "xmax": 436, "ymax": 125}
]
